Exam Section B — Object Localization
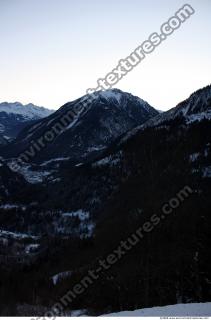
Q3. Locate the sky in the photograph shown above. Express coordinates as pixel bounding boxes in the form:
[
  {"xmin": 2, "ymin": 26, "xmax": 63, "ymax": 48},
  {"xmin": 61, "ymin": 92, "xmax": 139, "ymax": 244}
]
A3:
[{"xmin": 0, "ymin": 0, "xmax": 210, "ymax": 111}]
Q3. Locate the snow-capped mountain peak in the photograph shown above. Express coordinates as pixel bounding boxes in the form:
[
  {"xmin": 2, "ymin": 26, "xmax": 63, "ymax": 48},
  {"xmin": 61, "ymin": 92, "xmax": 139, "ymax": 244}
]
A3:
[
  {"xmin": 0, "ymin": 102, "xmax": 54, "ymax": 142},
  {"xmin": 90, "ymin": 88, "xmax": 154, "ymax": 113},
  {"xmin": 3, "ymin": 90, "xmax": 158, "ymax": 163},
  {"xmin": 0, "ymin": 102, "xmax": 53, "ymax": 120},
  {"xmin": 97, "ymin": 89, "xmax": 123, "ymax": 103}
]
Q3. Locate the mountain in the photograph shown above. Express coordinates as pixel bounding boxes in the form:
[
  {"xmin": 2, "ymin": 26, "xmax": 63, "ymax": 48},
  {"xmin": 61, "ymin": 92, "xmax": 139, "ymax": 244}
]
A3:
[
  {"xmin": 2, "ymin": 89, "xmax": 158, "ymax": 164},
  {"xmin": 120, "ymin": 84, "xmax": 211, "ymax": 144},
  {"xmin": 39, "ymin": 85, "xmax": 211, "ymax": 218},
  {"xmin": 0, "ymin": 102, "xmax": 54, "ymax": 142},
  {"xmin": 37, "ymin": 85, "xmax": 210, "ymax": 314},
  {"xmin": 0, "ymin": 86, "xmax": 210, "ymax": 316}
]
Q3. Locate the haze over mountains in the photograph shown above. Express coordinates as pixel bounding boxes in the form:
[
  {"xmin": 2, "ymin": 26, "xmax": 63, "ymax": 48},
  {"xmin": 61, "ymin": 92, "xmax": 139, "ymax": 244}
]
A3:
[{"xmin": 0, "ymin": 85, "xmax": 210, "ymax": 316}]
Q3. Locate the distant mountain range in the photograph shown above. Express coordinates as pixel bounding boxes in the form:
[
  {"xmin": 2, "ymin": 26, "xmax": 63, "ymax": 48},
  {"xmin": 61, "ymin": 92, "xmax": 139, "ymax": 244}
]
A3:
[
  {"xmin": 0, "ymin": 85, "xmax": 210, "ymax": 316},
  {"xmin": 0, "ymin": 102, "xmax": 53, "ymax": 143}
]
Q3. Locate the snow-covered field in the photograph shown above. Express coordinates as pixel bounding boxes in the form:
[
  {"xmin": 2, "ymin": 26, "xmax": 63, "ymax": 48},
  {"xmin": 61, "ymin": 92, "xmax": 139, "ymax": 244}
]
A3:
[{"xmin": 103, "ymin": 303, "xmax": 211, "ymax": 317}]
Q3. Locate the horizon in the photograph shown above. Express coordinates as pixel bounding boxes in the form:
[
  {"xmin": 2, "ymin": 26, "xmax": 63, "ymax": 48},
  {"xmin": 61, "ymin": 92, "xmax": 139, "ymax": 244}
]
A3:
[{"xmin": 0, "ymin": 84, "xmax": 210, "ymax": 112}]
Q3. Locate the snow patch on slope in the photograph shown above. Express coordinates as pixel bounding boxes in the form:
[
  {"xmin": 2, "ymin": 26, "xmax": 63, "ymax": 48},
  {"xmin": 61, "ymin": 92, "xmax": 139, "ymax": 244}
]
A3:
[
  {"xmin": 62, "ymin": 210, "xmax": 89, "ymax": 221},
  {"xmin": 8, "ymin": 161, "xmax": 52, "ymax": 184},
  {"xmin": 0, "ymin": 230, "xmax": 39, "ymax": 240},
  {"xmin": 51, "ymin": 271, "xmax": 72, "ymax": 285}
]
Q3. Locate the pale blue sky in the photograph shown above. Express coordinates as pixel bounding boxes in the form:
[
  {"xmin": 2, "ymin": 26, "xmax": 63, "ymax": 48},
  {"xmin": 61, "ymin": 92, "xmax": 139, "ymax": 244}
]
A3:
[{"xmin": 0, "ymin": 0, "xmax": 210, "ymax": 110}]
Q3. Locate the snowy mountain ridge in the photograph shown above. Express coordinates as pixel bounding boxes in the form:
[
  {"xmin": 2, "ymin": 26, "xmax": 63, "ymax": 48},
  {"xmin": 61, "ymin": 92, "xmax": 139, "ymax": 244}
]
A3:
[
  {"xmin": 0, "ymin": 102, "xmax": 53, "ymax": 120},
  {"xmin": 0, "ymin": 102, "xmax": 54, "ymax": 142},
  {"xmin": 120, "ymin": 84, "xmax": 211, "ymax": 145}
]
